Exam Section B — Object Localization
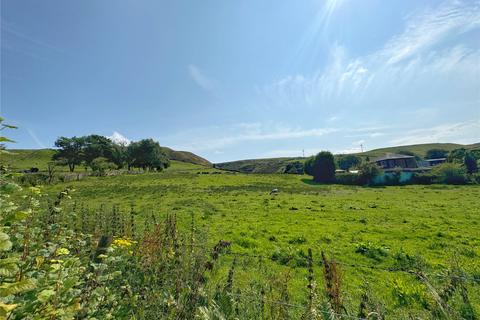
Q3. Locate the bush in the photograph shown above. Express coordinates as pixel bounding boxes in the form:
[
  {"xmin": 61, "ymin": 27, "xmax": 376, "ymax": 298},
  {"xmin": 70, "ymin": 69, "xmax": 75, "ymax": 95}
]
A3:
[
  {"xmin": 283, "ymin": 161, "xmax": 304, "ymax": 174},
  {"xmin": 335, "ymin": 172, "xmax": 360, "ymax": 185},
  {"xmin": 91, "ymin": 157, "xmax": 116, "ymax": 176},
  {"xmin": 355, "ymin": 242, "xmax": 389, "ymax": 261},
  {"xmin": 432, "ymin": 163, "xmax": 467, "ymax": 184},
  {"xmin": 470, "ymin": 173, "xmax": 480, "ymax": 184},
  {"xmin": 384, "ymin": 167, "xmax": 402, "ymax": 186},
  {"xmin": 16, "ymin": 173, "xmax": 49, "ymax": 186},
  {"xmin": 357, "ymin": 162, "xmax": 381, "ymax": 185},
  {"xmin": 412, "ymin": 172, "xmax": 436, "ymax": 185}
]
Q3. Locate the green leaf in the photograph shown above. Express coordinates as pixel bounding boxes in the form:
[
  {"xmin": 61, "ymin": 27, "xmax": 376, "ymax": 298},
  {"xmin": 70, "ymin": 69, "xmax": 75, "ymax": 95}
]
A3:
[
  {"xmin": 0, "ymin": 279, "xmax": 36, "ymax": 297},
  {"xmin": 0, "ymin": 233, "xmax": 12, "ymax": 251},
  {"xmin": 37, "ymin": 289, "xmax": 56, "ymax": 303},
  {"xmin": 0, "ymin": 137, "xmax": 15, "ymax": 143}
]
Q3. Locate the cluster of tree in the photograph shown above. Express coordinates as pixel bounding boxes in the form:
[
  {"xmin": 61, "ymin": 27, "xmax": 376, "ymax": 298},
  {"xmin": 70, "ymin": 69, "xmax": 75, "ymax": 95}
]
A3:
[
  {"xmin": 53, "ymin": 135, "xmax": 170, "ymax": 172},
  {"xmin": 336, "ymin": 154, "xmax": 361, "ymax": 171},
  {"xmin": 447, "ymin": 148, "xmax": 479, "ymax": 174},
  {"xmin": 305, "ymin": 151, "xmax": 380, "ymax": 185},
  {"xmin": 422, "ymin": 147, "xmax": 479, "ymax": 174}
]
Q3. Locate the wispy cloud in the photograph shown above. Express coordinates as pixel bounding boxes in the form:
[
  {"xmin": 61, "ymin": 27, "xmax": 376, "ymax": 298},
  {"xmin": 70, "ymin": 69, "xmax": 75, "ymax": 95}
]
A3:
[
  {"xmin": 168, "ymin": 122, "xmax": 338, "ymax": 152},
  {"xmin": 263, "ymin": 1, "xmax": 480, "ymax": 111},
  {"xmin": 188, "ymin": 65, "xmax": 216, "ymax": 92},
  {"xmin": 389, "ymin": 120, "xmax": 480, "ymax": 146},
  {"xmin": 1, "ymin": 20, "xmax": 62, "ymax": 61},
  {"xmin": 108, "ymin": 131, "xmax": 131, "ymax": 145},
  {"xmin": 383, "ymin": 0, "xmax": 480, "ymax": 65},
  {"xmin": 26, "ymin": 128, "xmax": 46, "ymax": 148}
]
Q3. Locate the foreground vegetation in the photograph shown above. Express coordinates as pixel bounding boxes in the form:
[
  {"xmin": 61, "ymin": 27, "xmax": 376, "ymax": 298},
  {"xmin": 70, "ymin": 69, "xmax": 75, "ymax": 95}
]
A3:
[
  {"xmin": 1, "ymin": 120, "xmax": 479, "ymax": 319},
  {"xmin": 16, "ymin": 160, "xmax": 476, "ymax": 319}
]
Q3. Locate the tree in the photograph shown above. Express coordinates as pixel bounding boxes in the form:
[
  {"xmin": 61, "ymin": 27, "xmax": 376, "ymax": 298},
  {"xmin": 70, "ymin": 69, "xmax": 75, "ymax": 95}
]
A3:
[
  {"xmin": 357, "ymin": 162, "xmax": 381, "ymax": 185},
  {"xmin": 126, "ymin": 139, "xmax": 170, "ymax": 171},
  {"xmin": 304, "ymin": 151, "xmax": 336, "ymax": 183},
  {"xmin": 82, "ymin": 135, "xmax": 116, "ymax": 169},
  {"xmin": 46, "ymin": 161, "xmax": 57, "ymax": 184},
  {"xmin": 447, "ymin": 148, "xmax": 466, "ymax": 163},
  {"xmin": 52, "ymin": 137, "xmax": 85, "ymax": 172},
  {"xmin": 464, "ymin": 152, "xmax": 478, "ymax": 174},
  {"xmin": 336, "ymin": 155, "xmax": 361, "ymax": 171},
  {"xmin": 425, "ymin": 149, "xmax": 448, "ymax": 160},
  {"xmin": 110, "ymin": 143, "xmax": 128, "ymax": 168}
]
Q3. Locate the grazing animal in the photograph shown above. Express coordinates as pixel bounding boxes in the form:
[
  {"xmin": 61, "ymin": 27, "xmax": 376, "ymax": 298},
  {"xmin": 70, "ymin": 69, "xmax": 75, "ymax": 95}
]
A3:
[{"xmin": 270, "ymin": 188, "xmax": 279, "ymax": 195}]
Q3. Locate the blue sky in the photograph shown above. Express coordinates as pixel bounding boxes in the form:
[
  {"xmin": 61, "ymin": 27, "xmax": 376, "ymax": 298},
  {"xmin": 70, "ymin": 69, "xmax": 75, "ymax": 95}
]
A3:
[{"xmin": 1, "ymin": 0, "xmax": 479, "ymax": 162}]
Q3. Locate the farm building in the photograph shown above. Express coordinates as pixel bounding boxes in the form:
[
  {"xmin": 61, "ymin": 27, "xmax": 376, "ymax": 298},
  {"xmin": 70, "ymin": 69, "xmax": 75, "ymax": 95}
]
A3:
[
  {"xmin": 425, "ymin": 158, "xmax": 447, "ymax": 166},
  {"xmin": 371, "ymin": 153, "xmax": 431, "ymax": 184},
  {"xmin": 371, "ymin": 153, "xmax": 418, "ymax": 170}
]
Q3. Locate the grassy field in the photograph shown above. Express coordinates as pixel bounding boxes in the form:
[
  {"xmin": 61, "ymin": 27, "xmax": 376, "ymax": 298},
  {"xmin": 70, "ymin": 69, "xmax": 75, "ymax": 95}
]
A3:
[{"xmin": 39, "ymin": 160, "xmax": 480, "ymax": 317}]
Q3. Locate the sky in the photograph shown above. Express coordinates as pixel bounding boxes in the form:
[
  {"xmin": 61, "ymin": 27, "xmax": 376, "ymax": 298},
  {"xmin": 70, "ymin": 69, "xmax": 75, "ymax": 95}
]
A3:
[{"xmin": 1, "ymin": 0, "xmax": 479, "ymax": 163}]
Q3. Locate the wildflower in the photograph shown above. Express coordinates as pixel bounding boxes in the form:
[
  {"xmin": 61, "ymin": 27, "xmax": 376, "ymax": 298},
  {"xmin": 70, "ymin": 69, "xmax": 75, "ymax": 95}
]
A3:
[
  {"xmin": 50, "ymin": 259, "xmax": 64, "ymax": 264},
  {"xmin": 29, "ymin": 187, "xmax": 41, "ymax": 195},
  {"xmin": 112, "ymin": 238, "xmax": 135, "ymax": 248},
  {"xmin": 56, "ymin": 248, "xmax": 70, "ymax": 256}
]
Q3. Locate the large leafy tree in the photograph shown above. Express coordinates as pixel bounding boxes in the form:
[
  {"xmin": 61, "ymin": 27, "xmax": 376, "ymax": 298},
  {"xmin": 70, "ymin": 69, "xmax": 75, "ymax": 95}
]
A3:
[
  {"xmin": 52, "ymin": 137, "xmax": 85, "ymax": 172},
  {"xmin": 304, "ymin": 151, "xmax": 336, "ymax": 183},
  {"xmin": 127, "ymin": 139, "xmax": 170, "ymax": 171},
  {"xmin": 336, "ymin": 154, "xmax": 361, "ymax": 171},
  {"xmin": 82, "ymin": 135, "xmax": 116, "ymax": 168}
]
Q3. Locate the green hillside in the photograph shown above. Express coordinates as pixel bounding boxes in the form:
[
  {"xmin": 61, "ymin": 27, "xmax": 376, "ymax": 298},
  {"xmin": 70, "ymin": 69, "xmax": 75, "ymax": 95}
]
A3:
[
  {"xmin": 161, "ymin": 146, "xmax": 211, "ymax": 167},
  {"xmin": 0, "ymin": 147, "xmax": 211, "ymax": 171},
  {"xmin": 215, "ymin": 142, "xmax": 480, "ymax": 173},
  {"xmin": 214, "ymin": 157, "xmax": 303, "ymax": 173},
  {"xmin": 357, "ymin": 142, "xmax": 480, "ymax": 159}
]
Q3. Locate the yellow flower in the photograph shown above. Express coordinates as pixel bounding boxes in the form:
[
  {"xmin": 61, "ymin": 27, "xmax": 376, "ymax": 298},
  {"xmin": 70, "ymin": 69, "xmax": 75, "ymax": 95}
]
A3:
[
  {"xmin": 29, "ymin": 187, "xmax": 41, "ymax": 195},
  {"xmin": 50, "ymin": 259, "xmax": 64, "ymax": 264},
  {"xmin": 56, "ymin": 248, "xmax": 70, "ymax": 256},
  {"xmin": 112, "ymin": 238, "xmax": 135, "ymax": 248}
]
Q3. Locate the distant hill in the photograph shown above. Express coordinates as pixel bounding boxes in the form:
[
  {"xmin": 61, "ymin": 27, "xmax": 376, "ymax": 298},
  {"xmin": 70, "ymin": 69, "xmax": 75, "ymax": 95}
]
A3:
[
  {"xmin": 215, "ymin": 142, "xmax": 480, "ymax": 174},
  {"xmin": 1, "ymin": 147, "xmax": 211, "ymax": 171},
  {"xmin": 214, "ymin": 157, "xmax": 303, "ymax": 174},
  {"xmin": 356, "ymin": 142, "xmax": 480, "ymax": 159},
  {"xmin": 160, "ymin": 147, "xmax": 211, "ymax": 167}
]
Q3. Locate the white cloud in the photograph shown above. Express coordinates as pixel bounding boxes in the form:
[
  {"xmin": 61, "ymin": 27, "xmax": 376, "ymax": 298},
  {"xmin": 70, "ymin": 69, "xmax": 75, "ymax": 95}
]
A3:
[
  {"xmin": 383, "ymin": 0, "xmax": 480, "ymax": 65},
  {"xmin": 168, "ymin": 122, "xmax": 338, "ymax": 152},
  {"xmin": 262, "ymin": 1, "xmax": 480, "ymax": 111},
  {"xmin": 389, "ymin": 120, "xmax": 480, "ymax": 146},
  {"xmin": 108, "ymin": 131, "xmax": 131, "ymax": 146},
  {"xmin": 188, "ymin": 65, "xmax": 216, "ymax": 92}
]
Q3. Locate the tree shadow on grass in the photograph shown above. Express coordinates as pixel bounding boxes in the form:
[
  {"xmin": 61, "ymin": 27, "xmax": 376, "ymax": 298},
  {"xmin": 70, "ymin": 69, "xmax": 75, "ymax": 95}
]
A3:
[
  {"xmin": 301, "ymin": 178, "xmax": 387, "ymax": 188},
  {"xmin": 301, "ymin": 178, "xmax": 325, "ymax": 186}
]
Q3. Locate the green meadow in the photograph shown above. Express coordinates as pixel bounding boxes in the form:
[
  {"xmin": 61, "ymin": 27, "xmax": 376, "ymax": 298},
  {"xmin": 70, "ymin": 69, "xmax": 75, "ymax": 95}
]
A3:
[{"xmin": 39, "ymin": 160, "xmax": 480, "ymax": 317}]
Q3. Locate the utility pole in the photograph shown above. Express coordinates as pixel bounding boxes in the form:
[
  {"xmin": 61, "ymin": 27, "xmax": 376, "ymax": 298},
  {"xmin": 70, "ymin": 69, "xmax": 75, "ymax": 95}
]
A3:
[
  {"xmin": 360, "ymin": 144, "xmax": 364, "ymax": 153},
  {"xmin": 302, "ymin": 149, "xmax": 305, "ymax": 157}
]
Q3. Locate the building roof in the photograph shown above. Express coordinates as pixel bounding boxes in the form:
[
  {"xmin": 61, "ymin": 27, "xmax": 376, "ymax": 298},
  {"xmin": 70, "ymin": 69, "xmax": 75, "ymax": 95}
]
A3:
[
  {"xmin": 372, "ymin": 153, "xmax": 415, "ymax": 162},
  {"xmin": 425, "ymin": 158, "xmax": 447, "ymax": 162}
]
